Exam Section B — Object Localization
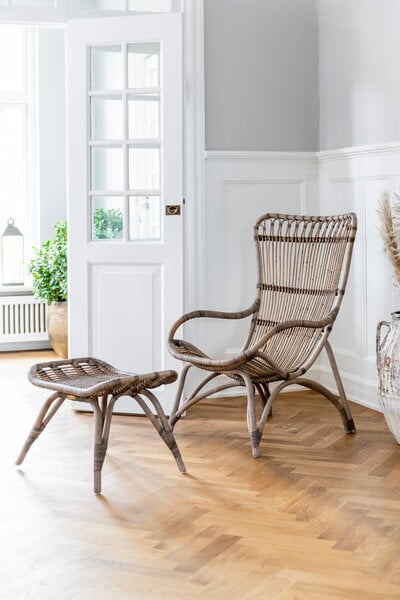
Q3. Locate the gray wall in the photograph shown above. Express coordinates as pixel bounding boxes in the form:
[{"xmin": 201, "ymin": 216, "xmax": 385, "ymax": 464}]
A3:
[
  {"xmin": 37, "ymin": 28, "xmax": 67, "ymax": 243},
  {"xmin": 319, "ymin": 0, "xmax": 400, "ymax": 150},
  {"xmin": 204, "ymin": 0, "xmax": 319, "ymax": 152}
]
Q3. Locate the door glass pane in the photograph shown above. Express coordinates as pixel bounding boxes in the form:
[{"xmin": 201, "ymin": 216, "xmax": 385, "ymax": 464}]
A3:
[
  {"xmin": 129, "ymin": 146, "xmax": 160, "ymax": 190},
  {"xmin": 0, "ymin": 26, "xmax": 25, "ymax": 94},
  {"xmin": 91, "ymin": 46, "xmax": 122, "ymax": 91},
  {"xmin": 128, "ymin": 0, "xmax": 170, "ymax": 11},
  {"xmin": 128, "ymin": 43, "xmax": 160, "ymax": 89},
  {"xmin": 92, "ymin": 196, "xmax": 123, "ymax": 240},
  {"xmin": 128, "ymin": 95, "xmax": 160, "ymax": 139},
  {"xmin": 91, "ymin": 147, "xmax": 123, "ymax": 190},
  {"xmin": 91, "ymin": 96, "xmax": 122, "ymax": 140},
  {"xmin": 129, "ymin": 196, "xmax": 161, "ymax": 240}
]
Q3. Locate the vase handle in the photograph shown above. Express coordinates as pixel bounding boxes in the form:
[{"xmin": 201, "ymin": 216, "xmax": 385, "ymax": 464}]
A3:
[{"xmin": 377, "ymin": 320, "xmax": 391, "ymax": 356}]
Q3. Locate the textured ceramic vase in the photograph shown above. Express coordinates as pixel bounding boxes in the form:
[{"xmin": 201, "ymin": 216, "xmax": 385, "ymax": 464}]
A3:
[
  {"xmin": 377, "ymin": 311, "xmax": 400, "ymax": 443},
  {"xmin": 47, "ymin": 302, "xmax": 68, "ymax": 358}
]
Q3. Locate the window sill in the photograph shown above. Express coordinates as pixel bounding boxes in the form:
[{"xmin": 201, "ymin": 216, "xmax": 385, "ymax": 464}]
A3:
[{"xmin": 0, "ymin": 286, "xmax": 33, "ymax": 297}]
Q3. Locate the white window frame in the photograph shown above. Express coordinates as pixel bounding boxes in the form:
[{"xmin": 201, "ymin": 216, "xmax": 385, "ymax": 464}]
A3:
[
  {"xmin": 0, "ymin": 1, "xmax": 67, "ymax": 23},
  {"xmin": 0, "ymin": 25, "xmax": 37, "ymax": 292}
]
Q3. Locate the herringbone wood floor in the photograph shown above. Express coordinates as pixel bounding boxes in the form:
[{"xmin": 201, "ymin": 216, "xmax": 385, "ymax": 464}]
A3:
[{"xmin": 1, "ymin": 351, "xmax": 400, "ymax": 599}]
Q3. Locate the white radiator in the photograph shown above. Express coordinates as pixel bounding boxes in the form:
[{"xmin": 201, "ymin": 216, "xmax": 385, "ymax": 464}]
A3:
[{"xmin": 0, "ymin": 294, "xmax": 49, "ymax": 349}]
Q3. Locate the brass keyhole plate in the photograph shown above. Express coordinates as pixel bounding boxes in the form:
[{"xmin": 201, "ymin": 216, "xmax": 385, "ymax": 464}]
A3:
[{"xmin": 165, "ymin": 205, "xmax": 181, "ymax": 216}]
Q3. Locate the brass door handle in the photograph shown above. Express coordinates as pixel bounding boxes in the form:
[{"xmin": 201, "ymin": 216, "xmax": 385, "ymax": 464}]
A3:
[{"xmin": 165, "ymin": 205, "xmax": 181, "ymax": 216}]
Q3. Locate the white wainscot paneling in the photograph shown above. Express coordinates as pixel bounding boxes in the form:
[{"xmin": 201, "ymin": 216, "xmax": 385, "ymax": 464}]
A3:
[
  {"xmin": 220, "ymin": 181, "xmax": 306, "ymax": 352},
  {"xmin": 187, "ymin": 152, "xmax": 319, "ymax": 397},
  {"xmin": 200, "ymin": 146, "xmax": 400, "ymax": 409},
  {"xmin": 90, "ymin": 263, "xmax": 162, "ymax": 374},
  {"xmin": 317, "ymin": 144, "xmax": 400, "ymax": 411},
  {"xmin": 321, "ymin": 178, "xmax": 357, "ymax": 358}
]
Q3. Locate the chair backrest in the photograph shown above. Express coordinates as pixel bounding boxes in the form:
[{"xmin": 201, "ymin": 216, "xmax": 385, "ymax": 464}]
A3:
[{"xmin": 245, "ymin": 213, "xmax": 357, "ymax": 374}]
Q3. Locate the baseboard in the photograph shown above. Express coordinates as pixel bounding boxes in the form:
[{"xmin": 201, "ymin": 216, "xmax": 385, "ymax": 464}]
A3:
[
  {"xmin": 0, "ymin": 340, "xmax": 51, "ymax": 352},
  {"xmin": 318, "ymin": 365, "xmax": 381, "ymax": 412}
]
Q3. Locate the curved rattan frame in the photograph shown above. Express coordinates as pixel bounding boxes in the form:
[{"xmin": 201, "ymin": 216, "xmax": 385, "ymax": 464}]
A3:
[
  {"xmin": 168, "ymin": 212, "xmax": 357, "ymax": 458},
  {"xmin": 16, "ymin": 358, "xmax": 186, "ymax": 493}
]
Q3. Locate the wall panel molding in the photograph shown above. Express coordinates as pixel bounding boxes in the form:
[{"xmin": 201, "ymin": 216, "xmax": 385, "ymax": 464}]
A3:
[
  {"xmin": 196, "ymin": 151, "xmax": 319, "ymax": 397},
  {"xmin": 317, "ymin": 141, "xmax": 400, "ymax": 161},
  {"xmin": 206, "ymin": 151, "xmax": 318, "ymax": 162},
  {"xmin": 201, "ymin": 144, "xmax": 400, "ymax": 411},
  {"xmin": 318, "ymin": 145, "xmax": 400, "ymax": 411}
]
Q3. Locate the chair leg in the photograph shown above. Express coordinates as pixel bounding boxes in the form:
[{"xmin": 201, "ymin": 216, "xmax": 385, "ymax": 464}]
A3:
[
  {"xmin": 88, "ymin": 396, "xmax": 118, "ymax": 494},
  {"xmin": 242, "ymin": 373, "xmax": 261, "ymax": 458},
  {"xmin": 169, "ymin": 363, "xmax": 191, "ymax": 429},
  {"xmin": 137, "ymin": 390, "xmax": 186, "ymax": 474},
  {"xmin": 297, "ymin": 378, "xmax": 356, "ymax": 434},
  {"xmin": 257, "ymin": 384, "xmax": 281, "ymax": 443},
  {"xmin": 15, "ymin": 393, "xmax": 65, "ymax": 466},
  {"xmin": 255, "ymin": 383, "xmax": 272, "ymax": 419},
  {"xmin": 262, "ymin": 383, "xmax": 272, "ymax": 417},
  {"xmin": 262, "ymin": 376, "xmax": 356, "ymax": 435},
  {"xmin": 325, "ymin": 341, "xmax": 356, "ymax": 433}
]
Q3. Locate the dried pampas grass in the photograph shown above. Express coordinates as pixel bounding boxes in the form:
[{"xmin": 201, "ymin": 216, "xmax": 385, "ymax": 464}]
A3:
[{"xmin": 378, "ymin": 191, "xmax": 400, "ymax": 287}]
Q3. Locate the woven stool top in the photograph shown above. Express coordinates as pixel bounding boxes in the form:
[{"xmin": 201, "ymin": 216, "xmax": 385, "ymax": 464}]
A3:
[{"xmin": 28, "ymin": 357, "xmax": 177, "ymax": 398}]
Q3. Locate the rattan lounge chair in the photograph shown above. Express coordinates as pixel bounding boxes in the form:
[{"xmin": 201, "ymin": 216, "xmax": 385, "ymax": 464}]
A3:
[{"xmin": 168, "ymin": 213, "xmax": 357, "ymax": 458}]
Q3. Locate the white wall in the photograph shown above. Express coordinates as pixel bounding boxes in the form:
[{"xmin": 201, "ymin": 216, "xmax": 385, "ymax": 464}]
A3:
[
  {"xmin": 37, "ymin": 28, "xmax": 67, "ymax": 243},
  {"xmin": 198, "ymin": 3, "xmax": 400, "ymax": 413},
  {"xmin": 205, "ymin": 0, "xmax": 400, "ymax": 152},
  {"xmin": 204, "ymin": 0, "xmax": 319, "ymax": 151},
  {"xmin": 319, "ymin": 0, "xmax": 400, "ymax": 150}
]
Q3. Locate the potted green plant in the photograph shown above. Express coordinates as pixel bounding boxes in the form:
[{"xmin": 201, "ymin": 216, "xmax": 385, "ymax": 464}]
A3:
[{"xmin": 28, "ymin": 221, "xmax": 68, "ymax": 358}]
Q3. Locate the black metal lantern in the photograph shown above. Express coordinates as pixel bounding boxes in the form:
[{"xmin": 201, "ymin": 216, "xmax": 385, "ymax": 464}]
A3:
[{"xmin": 1, "ymin": 218, "xmax": 24, "ymax": 286}]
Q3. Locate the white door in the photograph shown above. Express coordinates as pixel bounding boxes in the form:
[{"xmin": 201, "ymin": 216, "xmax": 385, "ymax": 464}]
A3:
[{"xmin": 67, "ymin": 14, "xmax": 183, "ymax": 414}]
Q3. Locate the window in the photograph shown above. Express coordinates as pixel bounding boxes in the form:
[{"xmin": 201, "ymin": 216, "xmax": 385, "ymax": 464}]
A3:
[{"xmin": 0, "ymin": 25, "xmax": 35, "ymax": 287}]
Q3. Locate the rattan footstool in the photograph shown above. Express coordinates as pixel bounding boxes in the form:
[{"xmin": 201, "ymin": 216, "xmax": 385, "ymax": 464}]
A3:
[{"xmin": 15, "ymin": 357, "xmax": 186, "ymax": 493}]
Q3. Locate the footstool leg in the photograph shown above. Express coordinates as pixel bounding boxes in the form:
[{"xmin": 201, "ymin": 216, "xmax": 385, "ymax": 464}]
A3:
[
  {"xmin": 16, "ymin": 393, "xmax": 65, "ymax": 466},
  {"xmin": 136, "ymin": 390, "xmax": 186, "ymax": 474},
  {"xmin": 88, "ymin": 396, "xmax": 118, "ymax": 494}
]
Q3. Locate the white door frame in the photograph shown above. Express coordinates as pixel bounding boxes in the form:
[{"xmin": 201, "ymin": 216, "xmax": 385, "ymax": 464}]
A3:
[
  {"xmin": 0, "ymin": 0, "xmax": 206, "ymax": 333},
  {"xmin": 182, "ymin": 0, "xmax": 206, "ymax": 318}
]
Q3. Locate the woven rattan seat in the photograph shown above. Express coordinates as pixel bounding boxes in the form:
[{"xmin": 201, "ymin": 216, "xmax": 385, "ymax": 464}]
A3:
[
  {"xmin": 16, "ymin": 357, "xmax": 186, "ymax": 493},
  {"xmin": 168, "ymin": 212, "xmax": 357, "ymax": 458}
]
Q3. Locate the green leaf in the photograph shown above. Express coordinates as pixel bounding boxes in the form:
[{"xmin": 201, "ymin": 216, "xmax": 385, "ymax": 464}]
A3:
[
  {"xmin": 92, "ymin": 207, "xmax": 123, "ymax": 240},
  {"xmin": 28, "ymin": 221, "xmax": 68, "ymax": 304}
]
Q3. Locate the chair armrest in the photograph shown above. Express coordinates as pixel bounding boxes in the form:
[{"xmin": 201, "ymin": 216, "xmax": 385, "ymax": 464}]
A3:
[
  {"xmin": 246, "ymin": 308, "xmax": 338, "ymax": 355},
  {"xmin": 168, "ymin": 307, "xmax": 337, "ymax": 374},
  {"xmin": 168, "ymin": 301, "xmax": 259, "ymax": 342}
]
